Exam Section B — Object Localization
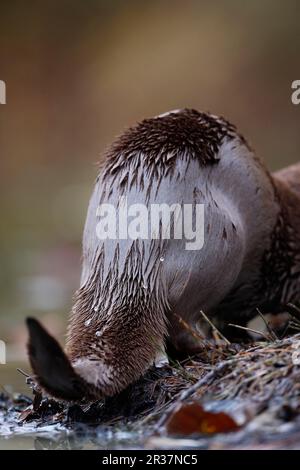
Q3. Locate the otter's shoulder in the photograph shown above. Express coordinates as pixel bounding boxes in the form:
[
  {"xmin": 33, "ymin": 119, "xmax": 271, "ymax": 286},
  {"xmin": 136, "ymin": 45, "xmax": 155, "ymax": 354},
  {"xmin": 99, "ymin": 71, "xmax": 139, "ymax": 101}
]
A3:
[{"xmin": 102, "ymin": 109, "xmax": 246, "ymax": 178}]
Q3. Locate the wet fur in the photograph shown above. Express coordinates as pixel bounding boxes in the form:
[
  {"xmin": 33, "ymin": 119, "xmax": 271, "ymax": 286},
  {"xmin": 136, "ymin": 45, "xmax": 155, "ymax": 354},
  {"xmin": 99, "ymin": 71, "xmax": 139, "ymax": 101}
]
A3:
[{"xmin": 27, "ymin": 109, "xmax": 300, "ymax": 401}]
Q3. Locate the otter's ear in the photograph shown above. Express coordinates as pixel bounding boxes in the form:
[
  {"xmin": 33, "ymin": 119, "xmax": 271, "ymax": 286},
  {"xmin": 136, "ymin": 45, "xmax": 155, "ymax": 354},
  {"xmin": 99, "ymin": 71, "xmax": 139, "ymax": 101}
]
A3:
[{"xmin": 26, "ymin": 317, "xmax": 85, "ymax": 400}]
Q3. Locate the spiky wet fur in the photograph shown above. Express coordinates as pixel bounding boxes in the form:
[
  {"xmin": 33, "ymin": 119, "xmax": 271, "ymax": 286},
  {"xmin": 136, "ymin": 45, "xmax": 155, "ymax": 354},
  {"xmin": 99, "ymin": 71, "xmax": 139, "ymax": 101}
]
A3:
[{"xmin": 27, "ymin": 109, "xmax": 300, "ymax": 401}]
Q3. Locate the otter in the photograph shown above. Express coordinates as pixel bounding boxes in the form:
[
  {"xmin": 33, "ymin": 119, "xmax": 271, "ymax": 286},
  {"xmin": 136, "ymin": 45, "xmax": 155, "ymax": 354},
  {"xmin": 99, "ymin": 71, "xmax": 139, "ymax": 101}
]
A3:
[{"xmin": 27, "ymin": 109, "xmax": 300, "ymax": 401}]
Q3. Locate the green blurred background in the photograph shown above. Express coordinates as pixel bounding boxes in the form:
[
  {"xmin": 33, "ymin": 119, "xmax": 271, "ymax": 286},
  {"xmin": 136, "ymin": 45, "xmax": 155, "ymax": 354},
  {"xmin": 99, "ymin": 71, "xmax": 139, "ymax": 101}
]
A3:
[{"xmin": 0, "ymin": 0, "xmax": 299, "ymax": 390}]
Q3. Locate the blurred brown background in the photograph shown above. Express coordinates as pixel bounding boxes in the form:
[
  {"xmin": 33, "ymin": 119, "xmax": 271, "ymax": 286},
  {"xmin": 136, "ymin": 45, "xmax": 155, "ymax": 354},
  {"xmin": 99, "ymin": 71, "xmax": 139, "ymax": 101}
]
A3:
[{"xmin": 0, "ymin": 0, "xmax": 299, "ymax": 389}]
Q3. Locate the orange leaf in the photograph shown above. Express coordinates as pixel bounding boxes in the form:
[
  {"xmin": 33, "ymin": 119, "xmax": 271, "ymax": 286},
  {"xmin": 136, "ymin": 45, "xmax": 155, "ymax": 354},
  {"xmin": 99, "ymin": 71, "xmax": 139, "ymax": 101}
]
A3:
[{"xmin": 166, "ymin": 402, "xmax": 240, "ymax": 436}]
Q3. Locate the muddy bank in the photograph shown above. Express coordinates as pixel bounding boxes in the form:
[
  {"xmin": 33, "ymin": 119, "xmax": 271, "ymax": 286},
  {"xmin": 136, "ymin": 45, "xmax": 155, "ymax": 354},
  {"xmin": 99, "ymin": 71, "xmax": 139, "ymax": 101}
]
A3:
[{"xmin": 1, "ymin": 329, "xmax": 300, "ymax": 449}]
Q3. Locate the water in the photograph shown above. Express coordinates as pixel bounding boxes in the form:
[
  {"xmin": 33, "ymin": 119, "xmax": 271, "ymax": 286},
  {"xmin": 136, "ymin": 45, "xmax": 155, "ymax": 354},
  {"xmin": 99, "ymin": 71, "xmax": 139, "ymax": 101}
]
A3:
[
  {"xmin": 0, "ymin": 423, "xmax": 143, "ymax": 450},
  {"xmin": 0, "ymin": 363, "xmax": 150, "ymax": 450}
]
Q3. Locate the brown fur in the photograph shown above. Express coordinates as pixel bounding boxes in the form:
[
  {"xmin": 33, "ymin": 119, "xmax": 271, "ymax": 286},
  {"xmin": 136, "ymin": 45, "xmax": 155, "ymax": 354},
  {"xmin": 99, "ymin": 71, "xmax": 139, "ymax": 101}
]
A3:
[
  {"xmin": 27, "ymin": 110, "xmax": 300, "ymax": 401},
  {"xmin": 104, "ymin": 109, "xmax": 236, "ymax": 172}
]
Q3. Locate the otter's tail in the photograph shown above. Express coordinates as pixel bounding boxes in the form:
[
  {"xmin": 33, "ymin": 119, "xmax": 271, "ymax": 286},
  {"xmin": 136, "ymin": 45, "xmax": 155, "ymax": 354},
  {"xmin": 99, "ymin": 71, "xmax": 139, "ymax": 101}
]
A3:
[{"xmin": 26, "ymin": 318, "xmax": 86, "ymax": 401}]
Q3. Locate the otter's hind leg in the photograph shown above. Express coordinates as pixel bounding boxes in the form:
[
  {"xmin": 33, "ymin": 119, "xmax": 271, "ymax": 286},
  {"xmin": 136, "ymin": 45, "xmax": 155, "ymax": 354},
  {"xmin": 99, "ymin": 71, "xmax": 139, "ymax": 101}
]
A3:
[{"xmin": 165, "ymin": 314, "xmax": 211, "ymax": 362}]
